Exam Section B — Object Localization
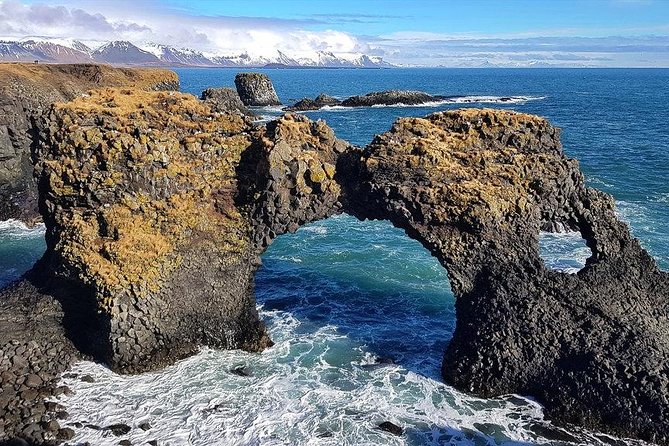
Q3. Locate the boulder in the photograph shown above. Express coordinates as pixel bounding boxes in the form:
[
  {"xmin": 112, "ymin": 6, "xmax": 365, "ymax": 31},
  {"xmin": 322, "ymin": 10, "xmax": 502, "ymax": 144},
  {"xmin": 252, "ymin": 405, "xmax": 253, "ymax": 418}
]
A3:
[
  {"xmin": 234, "ymin": 72, "xmax": 281, "ymax": 106},
  {"xmin": 201, "ymin": 87, "xmax": 254, "ymax": 117}
]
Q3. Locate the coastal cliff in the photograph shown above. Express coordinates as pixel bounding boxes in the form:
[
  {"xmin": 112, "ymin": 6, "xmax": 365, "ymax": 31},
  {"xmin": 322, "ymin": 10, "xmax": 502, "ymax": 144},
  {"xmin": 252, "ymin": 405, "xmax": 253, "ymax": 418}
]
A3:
[
  {"xmin": 1, "ymin": 86, "xmax": 667, "ymax": 445},
  {"xmin": 0, "ymin": 63, "xmax": 179, "ymax": 223}
]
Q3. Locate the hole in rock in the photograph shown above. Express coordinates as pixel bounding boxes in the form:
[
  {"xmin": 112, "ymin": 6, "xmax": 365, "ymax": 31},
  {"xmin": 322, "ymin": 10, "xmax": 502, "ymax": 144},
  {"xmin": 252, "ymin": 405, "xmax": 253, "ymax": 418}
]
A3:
[
  {"xmin": 254, "ymin": 213, "xmax": 455, "ymax": 378},
  {"xmin": 539, "ymin": 230, "xmax": 592, "ymax": 273}
]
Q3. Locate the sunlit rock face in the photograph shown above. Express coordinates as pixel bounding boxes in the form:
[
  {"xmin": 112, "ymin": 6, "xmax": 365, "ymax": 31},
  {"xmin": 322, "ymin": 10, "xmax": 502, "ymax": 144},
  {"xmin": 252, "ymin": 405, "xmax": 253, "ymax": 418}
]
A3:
[
  {"xmin": 339, "ymin": 109, "xmax": 669, "ymax": 445},
  {"xmin": 0, "ymin": 63, "xmax": 179, "ymax": 223}
]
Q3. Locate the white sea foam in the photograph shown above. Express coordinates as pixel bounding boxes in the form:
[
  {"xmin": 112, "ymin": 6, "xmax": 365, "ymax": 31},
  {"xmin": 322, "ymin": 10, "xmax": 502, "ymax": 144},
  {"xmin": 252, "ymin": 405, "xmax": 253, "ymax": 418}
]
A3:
[
  {"xmin": 0, "ymin": 219, "xmax": 45, "ymax": 238},
  {"xmin": 539, "ymin": 231, "xmax": 591, "ymax": 273},
  {"xmin": 58, "ymin": 305, "xmax": 650, "ymax": 446}
]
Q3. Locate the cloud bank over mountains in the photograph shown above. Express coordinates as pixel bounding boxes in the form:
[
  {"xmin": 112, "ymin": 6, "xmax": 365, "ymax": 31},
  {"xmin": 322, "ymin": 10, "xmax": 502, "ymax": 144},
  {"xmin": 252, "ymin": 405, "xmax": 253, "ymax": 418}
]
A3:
[{"xmin": 0, "ymin": 0, "xmax": 667, "ymax": 67}]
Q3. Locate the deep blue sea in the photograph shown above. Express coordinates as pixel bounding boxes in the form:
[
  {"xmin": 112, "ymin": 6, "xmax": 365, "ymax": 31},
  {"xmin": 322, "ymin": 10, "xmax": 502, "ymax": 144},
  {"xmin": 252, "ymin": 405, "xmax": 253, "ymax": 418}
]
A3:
[{"xmin": 1, "ymin": 68, "xmax": 667, "ymax": 445}]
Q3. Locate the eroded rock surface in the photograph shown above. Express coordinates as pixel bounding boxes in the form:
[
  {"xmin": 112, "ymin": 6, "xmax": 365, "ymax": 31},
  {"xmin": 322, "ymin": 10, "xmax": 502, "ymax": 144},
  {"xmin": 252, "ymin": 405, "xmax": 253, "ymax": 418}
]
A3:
[
  {"xmin": 234, "ymin": 72, "xmax": 281, "ymax": 106},
  {"xmin": 0, "ymin": 63, "xmax": 179, "ymax": 223},
  {"xmin": 201, "ymin": 87, "xmax": 254, "ymax": 117},
  {"xmin": 340, "ymin": 109, "xmax": 669, "ymax": 445}
]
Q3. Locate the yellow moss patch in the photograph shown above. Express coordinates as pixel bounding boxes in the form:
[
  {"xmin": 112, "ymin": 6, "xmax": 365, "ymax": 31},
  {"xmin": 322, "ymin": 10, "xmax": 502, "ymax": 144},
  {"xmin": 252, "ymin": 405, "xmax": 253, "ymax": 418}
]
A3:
[{"xmin": 40, "ymin": 88, "xmax": 254, "ymax": 312}]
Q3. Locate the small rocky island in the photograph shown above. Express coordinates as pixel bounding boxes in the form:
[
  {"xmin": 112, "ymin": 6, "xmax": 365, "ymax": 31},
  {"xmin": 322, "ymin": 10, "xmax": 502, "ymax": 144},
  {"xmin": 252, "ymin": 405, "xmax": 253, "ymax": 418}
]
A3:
[{"xmin": 0, "ymin": 66, "xmax": 667, "ymax": 445}]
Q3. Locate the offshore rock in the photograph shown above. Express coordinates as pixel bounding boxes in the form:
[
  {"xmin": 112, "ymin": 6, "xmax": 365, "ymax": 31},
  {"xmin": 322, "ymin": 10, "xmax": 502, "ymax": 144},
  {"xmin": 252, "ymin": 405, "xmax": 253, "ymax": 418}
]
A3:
[
  {"xmin": 340, "ymin": 90, "xmax": 439, "ymax": 107},
  {"xmin": 234, "ymin": 72, "xmax": 281, "ymax": 106},
  {"xmin": 340, "ymin": 109, "xmax": 669, "ymax": 445},
  {"xmin": 200, "ymin": 87, "xmax": 254, "ymax": 117},
  {"xmin": 0, "ymin": 63, "xmax": 179, "ymax": 223},
  {"xmin": 284, "ymin": 93, "xmax": 341, "ymax": 112}
]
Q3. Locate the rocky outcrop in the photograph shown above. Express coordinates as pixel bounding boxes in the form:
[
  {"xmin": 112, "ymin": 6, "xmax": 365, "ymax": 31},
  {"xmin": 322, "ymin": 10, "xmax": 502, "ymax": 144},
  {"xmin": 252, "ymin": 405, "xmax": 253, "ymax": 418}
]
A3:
[
  {"xmin": 2, "ymin": 87, "xmax": 668, "ymax": 445},
  {"xmin": 0, "ymin": 63, "xmax": 179, "ymax": 223},
  {"xmin": 284, "ymin": 93, "xmax": 340, "ymax": 112},
  {"xmin": 341, "ymin": 90, "xmax": 439, "ymax": 107},
  {"xmin": 236, "ymin": 113, "xmax": 350, "ymax": 248},
  {"xmin": 340, "ymin": 109, "xmax": 669, "ymax": 445},
  {"xmin": 201, "ymin": 87, "xmax": 254, "ymax": 117},
  {"xmin": 234, "ymin": 72, "xmax": 281, "ymax": 106},
  {"xmin": 284, "ymin": 90, "xmax": 442, "ymax": 111}
]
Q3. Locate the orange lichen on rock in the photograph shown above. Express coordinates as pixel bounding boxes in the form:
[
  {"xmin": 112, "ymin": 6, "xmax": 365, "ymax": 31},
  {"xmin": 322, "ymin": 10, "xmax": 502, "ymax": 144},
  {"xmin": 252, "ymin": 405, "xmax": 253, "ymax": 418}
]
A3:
[{"xmin": 37, "ymin": 88, "xmax": 254, "ymax": 311}]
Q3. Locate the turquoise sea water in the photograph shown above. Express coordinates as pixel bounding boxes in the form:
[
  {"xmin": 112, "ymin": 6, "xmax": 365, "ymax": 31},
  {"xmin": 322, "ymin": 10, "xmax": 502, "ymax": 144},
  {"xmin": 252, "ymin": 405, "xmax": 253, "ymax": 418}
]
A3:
[{"xmin": 1, "ymin": 68, "xmax": 667, "ymax": 445}]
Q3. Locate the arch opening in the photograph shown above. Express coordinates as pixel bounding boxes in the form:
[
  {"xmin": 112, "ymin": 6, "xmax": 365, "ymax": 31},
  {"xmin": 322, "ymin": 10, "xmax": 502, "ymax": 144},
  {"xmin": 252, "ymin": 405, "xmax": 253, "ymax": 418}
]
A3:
[
  {"xmin": 538, "ymin": 229, "xmax": 593, "ymax": 273},
  {"xmin": 255, "ymin": 213, "xmax": 455, "ymax": 378}
]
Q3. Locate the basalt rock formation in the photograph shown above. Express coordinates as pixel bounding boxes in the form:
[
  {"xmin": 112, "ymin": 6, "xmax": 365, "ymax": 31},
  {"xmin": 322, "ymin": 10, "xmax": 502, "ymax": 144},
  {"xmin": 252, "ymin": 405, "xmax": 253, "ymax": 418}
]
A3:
[
  {"xmin": 234, "ymin": 72, "xmax": 281, "ymax": 106},
  {"xmin": 201, "ymin": 87, "xmax": 254, "ymax": 117},
  {"xmin": 340, "ymin": 90, "xmax": 439, "ymax": 107},
  {"xmin": 1, "ymin": 88, "xmax": 668, "ymax": 445},
  {"xmin": 284, "ymin": 93, "xmax": 341, "ymax": 112},
  {"xmin": 284, "ymin": 90, "xmax": 443, "ymax": 112},
  {"xmin": 340, "ymin": 109, "xmax": 669, "ymax": 445},
  {"xmin": 0, "ymin": 63, "xmax": 179, "ymax": 223}
]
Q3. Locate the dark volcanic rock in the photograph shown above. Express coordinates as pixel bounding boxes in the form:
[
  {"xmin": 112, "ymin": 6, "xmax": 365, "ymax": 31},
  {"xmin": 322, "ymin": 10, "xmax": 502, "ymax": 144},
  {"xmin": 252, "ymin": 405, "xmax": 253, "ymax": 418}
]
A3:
[
  {"xmin": 201, "ymin": 87, "xmax": 254, "ymax": 117},
  {"xmin": 284, "ymin": 93, "xmax": 341, "ymax": 112},
  {"xmin": 234, "ymin": 72, "xmax": 281, "ymax": 106},
  {"xmin": 340, "ymin": 90, "xmax": 439, "ymax": 107},
  {"xmin": 0, "ymin": 63, "xmax": 179, "ymax": 223},
  {"xmin": 31, "ymin": 88, "xmax": 272, "ymax": 373},
  {"xmin": 378, "ymin": 421, "xmax": 403, "ymax": 436},
  {"xmin": 339, "ymin": 109, "xmax": 669, "ymax": 445},
  {"xmin": 0, "ymin": 279, "xmax": 78, "ymax": 445},
  {"xmin": 3, "ymin": 83, "xmax": 668, "ymax": 446}
]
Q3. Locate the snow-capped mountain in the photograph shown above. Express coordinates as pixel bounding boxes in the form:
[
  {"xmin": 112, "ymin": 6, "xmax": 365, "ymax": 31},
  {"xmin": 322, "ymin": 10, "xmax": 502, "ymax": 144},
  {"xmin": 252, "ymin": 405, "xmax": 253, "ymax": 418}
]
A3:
[
  {"xmin": 92, "ymin": 41, "xmax": 160, "ymax": 65},
  {"xmin": 0, "ymin": 38, "xmax": 394, "ymax": 68},
  {"xmin": 0, "ymin": 39, "xmax": 92, "ymax": 63},
  {"xmin": 139, "ymin": 43, "xmax": 215, "ymax": 67}
]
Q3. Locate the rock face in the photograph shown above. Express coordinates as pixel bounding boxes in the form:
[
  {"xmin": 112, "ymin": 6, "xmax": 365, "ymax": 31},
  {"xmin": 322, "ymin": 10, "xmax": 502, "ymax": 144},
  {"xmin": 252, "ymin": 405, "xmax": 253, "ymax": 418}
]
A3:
[
  {"xmin": 201, "ymin": 87, "xmax": 254, "ymax": 117},
  {"xmin": 2, "ymin": 86, "xmax": 668, "ymax": 446},
  {"xmin": 340, "ymin": 109, "xmax": 669, "ymax": 445},
  {"xmin": 284, "ymin": 93, "xmax": 341, "ymax": 112},
  {"xmin": 0, "ymin": 63, "xmax": 179, "ymax": 223},
  {"xmin": 234, "ymin": 72, "xmax": 281, "ymax": 106},
  {"xmin": 33, "ymin": 88, "xmax": 271, "ymax": 373},
  {"xmin": 340, "ymin": 90, "xmax": 439, "ymax": 107}
]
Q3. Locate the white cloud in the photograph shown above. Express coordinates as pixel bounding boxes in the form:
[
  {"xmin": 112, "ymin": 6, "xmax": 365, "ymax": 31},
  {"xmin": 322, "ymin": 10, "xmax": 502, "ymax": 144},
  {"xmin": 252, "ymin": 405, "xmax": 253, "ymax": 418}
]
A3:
[{"xmin": 0, "ymin": 0, "xmax": 668, "ymax": 66}]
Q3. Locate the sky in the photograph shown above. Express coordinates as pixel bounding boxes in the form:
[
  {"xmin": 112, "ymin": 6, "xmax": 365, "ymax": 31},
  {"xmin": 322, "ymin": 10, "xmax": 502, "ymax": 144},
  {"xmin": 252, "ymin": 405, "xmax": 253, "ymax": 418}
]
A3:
[{"xmin": 1, "ymin": 0, "xmax": 669, "ymax": 67}]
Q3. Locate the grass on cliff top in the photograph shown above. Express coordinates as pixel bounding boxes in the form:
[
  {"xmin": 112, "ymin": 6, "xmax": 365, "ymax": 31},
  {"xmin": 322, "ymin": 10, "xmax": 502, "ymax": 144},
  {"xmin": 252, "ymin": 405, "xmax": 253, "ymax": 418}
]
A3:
[{"xmin": 0, "ymin": 63, "xmax": 177, "ymax": 91}]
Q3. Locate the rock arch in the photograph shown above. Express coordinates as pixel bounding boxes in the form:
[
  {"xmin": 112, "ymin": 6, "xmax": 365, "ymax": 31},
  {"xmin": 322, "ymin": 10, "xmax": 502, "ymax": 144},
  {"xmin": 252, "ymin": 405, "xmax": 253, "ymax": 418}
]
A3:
[{"xmin": 1, "ymin": 89, "xmax": 667, "ymax": 444}]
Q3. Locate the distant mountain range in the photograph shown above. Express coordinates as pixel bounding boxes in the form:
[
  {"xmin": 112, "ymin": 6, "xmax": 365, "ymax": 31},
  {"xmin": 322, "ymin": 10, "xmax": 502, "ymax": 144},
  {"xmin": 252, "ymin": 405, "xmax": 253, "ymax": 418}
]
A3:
[{"xmin": 0, "ymin": 38, "xmax": 394, "ymax": 68}]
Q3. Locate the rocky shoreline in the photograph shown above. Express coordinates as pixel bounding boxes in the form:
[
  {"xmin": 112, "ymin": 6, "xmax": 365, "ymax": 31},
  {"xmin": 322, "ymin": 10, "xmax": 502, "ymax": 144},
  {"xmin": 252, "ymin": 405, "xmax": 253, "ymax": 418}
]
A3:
[{"xmin": 0, "ymin": 67, "xmax": 667, "ymax": 445}]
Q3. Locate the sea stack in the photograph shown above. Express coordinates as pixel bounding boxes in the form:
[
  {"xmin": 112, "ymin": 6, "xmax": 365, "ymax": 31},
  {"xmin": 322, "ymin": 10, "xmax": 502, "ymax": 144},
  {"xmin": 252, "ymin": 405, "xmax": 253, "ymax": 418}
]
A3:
[{"xmin": 234, "ymin": 72, "xmax": 281, "ymax": 106}]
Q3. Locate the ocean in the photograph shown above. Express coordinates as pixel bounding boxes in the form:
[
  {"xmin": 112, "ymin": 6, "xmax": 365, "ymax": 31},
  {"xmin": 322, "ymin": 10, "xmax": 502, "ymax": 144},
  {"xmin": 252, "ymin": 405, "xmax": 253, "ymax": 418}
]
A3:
[{"xmin": 1, "ymin": 68, "xmax": 667, "ymax": 445}]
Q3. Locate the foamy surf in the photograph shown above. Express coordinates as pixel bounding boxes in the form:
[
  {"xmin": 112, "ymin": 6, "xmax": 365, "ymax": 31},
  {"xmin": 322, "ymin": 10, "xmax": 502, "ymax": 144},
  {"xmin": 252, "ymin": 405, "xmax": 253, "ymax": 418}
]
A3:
[
  {"xmin": 57, "ymin": 306, "xmax": 651, "ymax": 446},
  {"xmin": 539, "ymin": 231, "xmax": 592, "ymax": 273}
]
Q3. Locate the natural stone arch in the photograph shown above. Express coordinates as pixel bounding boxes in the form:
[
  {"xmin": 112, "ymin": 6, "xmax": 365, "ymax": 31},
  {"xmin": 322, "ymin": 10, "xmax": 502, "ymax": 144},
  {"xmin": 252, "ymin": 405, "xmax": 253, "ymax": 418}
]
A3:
[{"xmin": 2, "ymin": 88, "xmax": 667, "ymax": 445}]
